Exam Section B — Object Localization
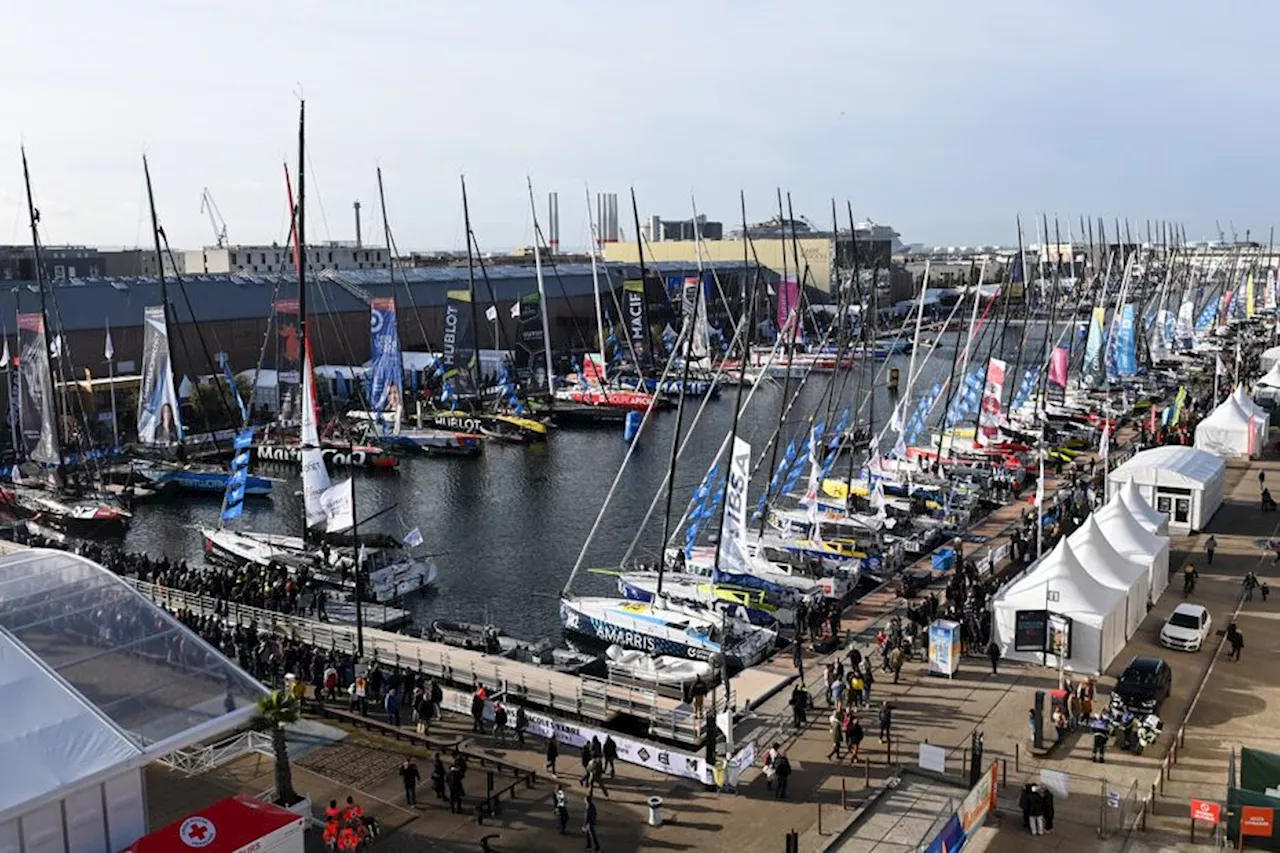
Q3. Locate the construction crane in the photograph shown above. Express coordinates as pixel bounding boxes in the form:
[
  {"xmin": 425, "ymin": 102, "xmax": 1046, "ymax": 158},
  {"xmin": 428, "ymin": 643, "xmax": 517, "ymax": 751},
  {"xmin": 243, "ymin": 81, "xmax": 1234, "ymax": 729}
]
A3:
[{"xmin": 199, "ymin": 187, "xmax": 229, "ymax": 248}]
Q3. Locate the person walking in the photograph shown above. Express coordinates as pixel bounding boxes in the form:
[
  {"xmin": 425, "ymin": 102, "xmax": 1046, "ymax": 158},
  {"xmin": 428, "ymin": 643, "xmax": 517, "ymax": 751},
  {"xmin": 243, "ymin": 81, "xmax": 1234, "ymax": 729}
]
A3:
[
  {"xmin": 1228, "ymin": 626, "xmax": 1244, "ymax": 661},
  {"xmin": 762, "ymin": 743, "xmax": 780, "ymax": 791},
  {"xmin": 398, "ymin": 757, "xmax": 420, "ymax": 806},
  {"xmin": 545, "ymin": 737, "xmax": 559, "ymax": 775},
  {"xmin": 889, "ymin": 645, "xmax": 904, "ymax": 684},
  {"xmin": 1205, "ymin": 534, "xmax": 1217, "ymax": 565},
  {"xmin": 1091, "ymin": 723, "xmax": 1108, "ymax": 763},
  {"xmin": 861, "ymin": 661, "xmax": 874, "ymax": 706},
  {"xmin": 691, "ymin": 674, "xmax": 707, "ymax": 717},
  {"xmin": 790, "ymin": 683, "xmax": 809, "ymax": 729},
  {"xmin": 878, "ymin": 701, "xmax": 893, "ymax": 743},
  {"xmin": 470, "ymin": 688, "xmax": 485, "ymax": 733},
  {"xmin": 586, "ymin": 755, "xmax": 609, "ymax": 798},
  {"xmin": 431, "ymin": 754, "xmax": 447, "ymax": 801},
  {"xmin": 515, "ymin": 705, "xmax": 528, "ymax": 745},
  {"xmin": 1245, "ymin": 572, "xmax": 1259, "ymax": 602},
  {"xmin": 384, "ymin": 687, "xmax": 400, "ymax": 727},
  {"xmin": 774, "ymin": 752, "xmax": 792, "ymax": 799},
  {"xmin": 602, "ymin": 735, "xmax": 618, "ymax": 778},
  {"xmin": 847, "ymin": 714, "xmax": 865, "ymax": 763},
  {"xmin": 826, "ymin": 710, "xmax": 843, "ymax": 760},
  {"xmin": 1027, "ymin": 784, "xmax": 1046, "ymax": 835},
  {"xmin": 792, "ymin": 638, "xmax": 804, "ymax": 676},
  {"xmin": 583, "ymin": 794, "xmax": 601, "ymax": 852},
  {"xmin": 447, "ymin": 763, "xmax": 465, "ymax": 814},
  {"xmin": 986, "ymin": 639, "xmax": 1001, "ymax": 675},
  {"xmin": 492, "ymin": 701, "xmax": 508, "ymax": 742},
  {"xmin": 578, "ymin": 745, "xmax": 592, "ymax": 786},
  {"xmin": 1263, "ymin": 580, "xmax": 1271, "ymax": 602},
  {"xmin": 553, "ymin": 784, "xmax": 569, "ymax": 834}
]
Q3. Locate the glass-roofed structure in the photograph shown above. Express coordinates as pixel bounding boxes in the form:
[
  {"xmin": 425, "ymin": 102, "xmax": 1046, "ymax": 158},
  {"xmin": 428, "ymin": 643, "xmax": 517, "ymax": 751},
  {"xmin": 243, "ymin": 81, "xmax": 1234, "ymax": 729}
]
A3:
[{"xmin": 0, "ymin": 548, "xmax": 267, "ymax": 852}]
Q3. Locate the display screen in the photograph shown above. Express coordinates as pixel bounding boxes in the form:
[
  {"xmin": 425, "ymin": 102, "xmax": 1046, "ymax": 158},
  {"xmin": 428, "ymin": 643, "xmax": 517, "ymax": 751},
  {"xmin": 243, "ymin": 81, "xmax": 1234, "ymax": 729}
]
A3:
[{"xmin": 1014, "ymin": 609, "xmax": 1048, "ymax": 652}]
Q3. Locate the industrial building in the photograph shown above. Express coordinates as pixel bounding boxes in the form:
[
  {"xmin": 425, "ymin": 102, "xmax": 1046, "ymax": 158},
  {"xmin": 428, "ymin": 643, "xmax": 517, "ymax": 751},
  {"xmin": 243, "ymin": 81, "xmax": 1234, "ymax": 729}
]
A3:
[
  {"xmin": 182, "ymin": 241, "xmax": 389, "ymax": 275},
  {"xmin": 0, "ymin": 245, "xmax": 105, "ymax": 281}
]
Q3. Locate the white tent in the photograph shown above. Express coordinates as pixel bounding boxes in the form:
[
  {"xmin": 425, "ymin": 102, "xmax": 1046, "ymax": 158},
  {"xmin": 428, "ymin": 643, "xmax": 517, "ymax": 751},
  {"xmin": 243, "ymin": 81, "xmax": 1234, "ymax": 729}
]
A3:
[
  {"xmin": 1257, "ymin": 362, "xmax": 1280, "ymax": 404},
  {"xmin": 1095, "ymin": 495, "xmax": 1172, "ymax": 600},
  {"xmin": 1119, "ymin": 479, "xmax": 1170, "ymax": 535},
  {"xmin": 1194, "ymin": 396, "xmax": 1258, "ymax": 458},
  {"xmin": 1108, "ymin": 445, "xmax": 1226, "ymax": 532},
  {"xmin": 993, "ymin": 537, "xmax": 1128, "ymax": 674},
  {"xmin": 1262, "ymin": 345, "xmax": 1280, "ymax": 373},
  {"xmin": 1067, "ymin": 516, "xmax": 1152, "ymax": 639},
  {"xmin": 1232, "ymin": 385, "xmax": 1271, "ymax": 448}
]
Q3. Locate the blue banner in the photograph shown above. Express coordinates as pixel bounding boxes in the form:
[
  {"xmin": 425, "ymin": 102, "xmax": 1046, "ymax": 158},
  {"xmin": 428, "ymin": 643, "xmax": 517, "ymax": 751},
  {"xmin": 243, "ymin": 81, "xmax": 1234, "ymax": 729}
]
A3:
[
  {"xmin": 1114, "ymin": 303, "xmax": 1137, "ymax": 376},
  {"xmin": 219, "ymin": 353, "xmax": 249, "ymax": 424},
  {"xmin": 369, "ymin": 297, "xmax": 404, "ymax": 414}
]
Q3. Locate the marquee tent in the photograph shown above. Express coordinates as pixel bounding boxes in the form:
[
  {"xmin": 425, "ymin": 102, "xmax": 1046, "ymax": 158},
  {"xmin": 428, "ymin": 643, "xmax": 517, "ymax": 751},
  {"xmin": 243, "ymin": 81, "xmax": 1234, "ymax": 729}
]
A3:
[
  {"xmin": 1194, "ymin": 396, "xmax": 1258, "ymax": 458},
  {"xmin": 121, "ymin": 795, "xmax": 303, "ymax": 853},
  {"xmin": 0, "ymin": 549, "xmax": 266, "ymax": 853},
  {"xmin": 1256, "ymin": 361, "xmax": 1280, "ymax": 404},
  {"xmin": 1095, "ymin": 495, "xmax": 1171, "ymax": 600},
  {"xmin": 993, "ymin": 537, "xmax": 1128, "ymax": 674},
  {"xmin": 1232, "ymin": 385, "xmax": 1271, "ymax": 447},
  {"xmin": 1108, "ymin": 445, "xmax": 1226, "ymax": 532},
  {"xmin": 1067, "ymin": 516, "xmax": 1152, "ymax": 639},
  {"xmin": 1262, "ymin": 345, "xmax": 1280, "ymax": 373},
  {"xmin": 1119, "ymin": 479, "xmax": 1170, "ymax": 536}
]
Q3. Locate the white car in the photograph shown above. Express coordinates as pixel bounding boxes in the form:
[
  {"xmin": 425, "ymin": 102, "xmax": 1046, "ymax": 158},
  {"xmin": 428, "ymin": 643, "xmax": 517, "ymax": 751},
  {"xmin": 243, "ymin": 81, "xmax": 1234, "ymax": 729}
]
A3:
[{"xmin": 1159, "ymin": 603, "xmax": 1212, "ymax": 652}]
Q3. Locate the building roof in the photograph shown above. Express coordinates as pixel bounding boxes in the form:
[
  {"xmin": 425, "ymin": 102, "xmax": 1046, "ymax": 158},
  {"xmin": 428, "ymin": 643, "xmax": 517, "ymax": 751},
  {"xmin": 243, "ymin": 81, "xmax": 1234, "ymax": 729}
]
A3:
[
  {"xmin": 1108, "ymin": 445, "xmax": 1225, "ymax": 489},
  {"xmin": 0, "ymin": 548, "xmax": 265, "ymax": 820},
  {"xmin": 3, "ymin": 260, "xmax": 763, "ymax": 333}
]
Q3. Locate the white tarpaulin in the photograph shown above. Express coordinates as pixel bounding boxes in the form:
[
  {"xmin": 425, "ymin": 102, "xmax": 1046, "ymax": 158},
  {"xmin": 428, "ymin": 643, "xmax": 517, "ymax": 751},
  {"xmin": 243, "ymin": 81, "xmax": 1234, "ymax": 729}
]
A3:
[
  {"xmin": 1067, "ymin": 516, "xmax": 1152, "ymax": 639},
  {"xmin": 993, "ymin": 537, "xmax": 1128, "ymax": 674},
  {"xmin": 1108, "ymin": 445, "xmax": 1225, "ymax": 532},
  {"xmin": 1232, "ymin": 385, "xmax": 1271, "ymax": 449},
  {"xmin": 1194, "ymin": 396, "xmax": 1258, "ymax": 458},
  {"xmin": 1119, "ymin": 479, "xmax": 1169, "ymax": 536}
]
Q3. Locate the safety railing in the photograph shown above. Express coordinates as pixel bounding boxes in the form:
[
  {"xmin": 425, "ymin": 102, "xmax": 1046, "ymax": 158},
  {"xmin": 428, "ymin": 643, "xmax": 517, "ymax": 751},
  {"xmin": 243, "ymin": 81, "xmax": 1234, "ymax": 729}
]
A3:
[{"xmin": 159, "ymin": 730, "xmax": 274, "ymax": 776}]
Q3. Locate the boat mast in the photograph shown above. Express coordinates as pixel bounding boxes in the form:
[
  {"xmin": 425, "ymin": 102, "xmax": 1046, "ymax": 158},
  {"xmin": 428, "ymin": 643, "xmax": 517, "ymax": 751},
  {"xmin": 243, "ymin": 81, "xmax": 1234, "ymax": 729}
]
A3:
[
  {"xmin": 142, "ymin": 155, "xmax": 184, "ymax": 449},
  {"xmin": 526, "ymin": 179, "xmax": 557, "ymax": 393},
  {"xmin": 585, "ymin": 186, "xmax": 609, "ymax": 380},
  {"xmin": 375, "ymin": 167, "xmax": 403, "ymax": 430},
  {"xmin": 19, "ymin": 147, "xmax": 63, "ymax": 478},
  {"xmin": 460, "ymin": 176, "xmax": 485, "ymax": 396},
  {"xmin": 758, "ymin": 189, "xmax": 793, "ymax": 535},
  {"xmin": 295, "ymin": 100, "xmax": 313, "ymax": 550},
  {"xmin": 629, "ymin": 188, "xmax": 655, "ymax": 369}
]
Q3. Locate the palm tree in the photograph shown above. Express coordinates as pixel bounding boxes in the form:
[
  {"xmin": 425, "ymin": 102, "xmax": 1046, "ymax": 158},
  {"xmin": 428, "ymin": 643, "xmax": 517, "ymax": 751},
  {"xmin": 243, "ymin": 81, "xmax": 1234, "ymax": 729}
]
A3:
[{"xmin": 254, "ymin": 689, "xmax": 302, "ymax": 805}]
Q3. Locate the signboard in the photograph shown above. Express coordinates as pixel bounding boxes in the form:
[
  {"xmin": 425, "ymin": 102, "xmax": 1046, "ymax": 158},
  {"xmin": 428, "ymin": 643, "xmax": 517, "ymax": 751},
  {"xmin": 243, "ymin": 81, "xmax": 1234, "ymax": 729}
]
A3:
[
  {"xmin": 918, "ymin": 743, "xmax": 947, "ymax": 773},
  {"xmin": 1039, "ymin": 769, "xmax": 1069, "ymax": 798},
  {"xmin": 1014, "ymin": 610, "xmax": 1048, "ymax": 652},
  {"xmin": 1106, "ymin": 791, "xmax": 1120, "ymax": 808},
  {"xmin": 1190, "ymin": 799, "xmax": 1221, "ymax": 824},
  {"xmin": 928, "ymin": 620, "xmax": 961, "ymax": 678},
  {"xmin": 1241, "ymin": 806, "xmax": 1274, "ymax": 837},
  {"xmin": 1048, "ymin": 613, "xmax": 1073, "ymax": 659},
  {"xmin": 926, "ymin": 763, "xmax": 998, "ymax": 853}
]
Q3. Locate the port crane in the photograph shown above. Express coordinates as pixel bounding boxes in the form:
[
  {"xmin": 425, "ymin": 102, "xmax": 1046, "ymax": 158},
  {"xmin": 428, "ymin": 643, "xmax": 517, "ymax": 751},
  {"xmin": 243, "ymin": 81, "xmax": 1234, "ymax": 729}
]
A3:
[{"xmin": 199, "ymin": 187, "xmax": 229, "ymax": 248}]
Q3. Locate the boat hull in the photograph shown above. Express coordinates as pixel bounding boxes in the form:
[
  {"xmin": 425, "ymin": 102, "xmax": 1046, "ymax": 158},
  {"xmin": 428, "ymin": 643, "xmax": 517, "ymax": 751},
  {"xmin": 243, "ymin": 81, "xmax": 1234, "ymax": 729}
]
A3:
[
  {"xmin": 253, "ymin": 442, "xmax": 400, "ymax": 470},
  {"xmin": 560, "ymin": 598, "xmax": 720, "ymax": 662},
  {"xmin": 144, "ymin": 468, "xmax": 273, "ymax": 496}
]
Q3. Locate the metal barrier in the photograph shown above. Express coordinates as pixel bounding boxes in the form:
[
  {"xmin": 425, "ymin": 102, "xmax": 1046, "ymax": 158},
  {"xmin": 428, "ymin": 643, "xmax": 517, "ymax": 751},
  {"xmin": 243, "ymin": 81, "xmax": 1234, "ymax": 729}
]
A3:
[
  {"xmin": 159, "ymin": 730, "xmax": 274, "ymax": 776},
  {"xmin": 129, "ymin": 580, "xmax": 705, "ymax": 745},
  {"xmin": 1099, "ymin": 777, "xmax": 1141, "ymax": 840}
]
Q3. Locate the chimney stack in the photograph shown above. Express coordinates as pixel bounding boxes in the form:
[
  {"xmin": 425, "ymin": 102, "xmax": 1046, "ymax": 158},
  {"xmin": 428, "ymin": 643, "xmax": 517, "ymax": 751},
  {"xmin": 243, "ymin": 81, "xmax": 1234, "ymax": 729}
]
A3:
[
  {"xmin": 548, "ymin": 192, "xmax": 560, "ymax": 256},
  {"xmin": 353, "ymin": 200, "xmax": 363, "ymax": 249}
]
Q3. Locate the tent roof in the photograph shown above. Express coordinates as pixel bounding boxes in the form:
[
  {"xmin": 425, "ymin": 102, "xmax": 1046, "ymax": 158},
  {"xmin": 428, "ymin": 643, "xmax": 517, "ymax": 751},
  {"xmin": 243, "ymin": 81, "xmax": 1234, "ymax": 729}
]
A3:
[
  {"xmin": 1200, "ymin": 396, "xmax": 1253, "ymax": 429},
  {"xmin": 1095, "ymin": 499, "xmax": 1167, "ymax": 556},
  {"xmin": 995, "ymin": 538, "xmax": 1124, "ymax": 619},
  {"xmin": 1232, "ymin": 385, "xmax": 1268, "ymax": 419},
  {"xmin": 1109, "ymin": 445, "xmax": 1225, "ymax": 490},
  {"xmin": 121, "ymin": 794, "xmax": 302, "ymax": 853},
  {"xmin": 1067, "ymin": 516, "xmax": 1149, "ymax": 588},
  {"xmin": 0, "ymin": 549, "xmax": 267, "ymax": 819},
  {"xmin": 1119, "ymin": 480, "xmax": 1169, "ymax": 532},
  {"xmin": 1258, "ymin": 362, "xmax": 1280, "ymax": 388}
]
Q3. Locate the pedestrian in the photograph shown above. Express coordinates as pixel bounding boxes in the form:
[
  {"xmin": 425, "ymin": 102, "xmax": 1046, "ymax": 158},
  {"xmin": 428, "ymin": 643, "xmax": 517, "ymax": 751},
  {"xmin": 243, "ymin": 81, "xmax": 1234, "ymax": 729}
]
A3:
[
  {"xmin": 493, "ymin": 700, "xmax": 508, "ymax": 742},
  {"xmin": 1245, "ymin": 572, "xmax": 1259, "ymax": 602},
  {"xmin": 398, "ymin": 757, "xmax": 419, "ymax": 806},
  {"xmin": 1026, "ymin": 783, "xmax": 1046, "ymax": 835},
  {"xmin": 848, "ymin": 672, "xmax": 864, "ymax": 710},
  {"xmin": 847, "ymin": 715, "xmax": 864, "ymax": 763},
  {"xmin": 830, "ymin": 672, "xmax": 846, "ymax": 710},
  {"xmin": 826, "ymin": 710, "xmax": 843, "ymax": 760},
  {"xmin": 878, "ymin": 701, "xmax": 893, "ymax": 743},
  {"xmin": 515, "ymin": 705, "xmax": 528, "ymax": 745},
  {"xmin": 861, "ymin": 661, "xmax": 874, "ymax": 706},
  {"xmin": 586, "ymin": 755, "xmax": 609, "ymax": 798},
  {"xmin": 792, "ymin": 638, "xmax": 804, "ymax": 676},
  {"xmin": 553, "ymin": 784, "xmax": 569, "ymax": 834},
  {"xmin": 1264, "ymin": 581, "xmax": 1271, "ymax": 602},
  {"xmin": 431, "ymin": 754, "xmax": 447, "ymax": 801},
  {"xmin": 1261, "ymin": 470, "xmax": 1267, "ymax": 491},
  {"xmin": 447, "ymin": 764, "xmax": 464, "ymax": 814},
  {"xmin": 579, "ymin": 745, "xmax": 592, "ymax": 785},
  {"xmin": 691, "ymin": 674, "xmax": 707, "ymax": 717},
  {"xmin": 470, "ymin": 687, "xmax": 485, "ymax": 733},
  {"xmin": 546, "ymin": 737, "xmax": 559, "ymax": 775},
  {"xmin": 603, "ymin": 735, "xmax": 617, "ymax": 778},
  {"xmin": 1228, "ymin": 627, "xmax": 1244, "ymax": 661},
  {"xmin": 774, "ymin": 752, "xmax": 792, "ymax": 799},
  {"xmin": 986, "ymin": 639, "xmax": 1001, "ymax": 675},
  {"xmin": 414, "ymin": 689, "xmax": 431, "ymax": 735},
  {"xmin": 1091, "ymin": 724, "xmax": 1108, "ymax": 763},
  {"xmin": 790, "ymin": 683, "xmax": 809, "ymax": 729},
  {"xmin": 583, "ymin": 794, "xmax": 601, "ymax": 852},
  {"xmin": 1205, "ymin": 535, "xmax": 1217, "ymax": 565},
  {"xmin": 384, "ymin": 687, "xmax": 400, "ymax": 727},
  {"xmin": 824, "ymin": 662, "xmax": 836, "ymax": 707},
  {"xmin": 889, "ymin": 645, "xmax": 904, "ymax": 684}
]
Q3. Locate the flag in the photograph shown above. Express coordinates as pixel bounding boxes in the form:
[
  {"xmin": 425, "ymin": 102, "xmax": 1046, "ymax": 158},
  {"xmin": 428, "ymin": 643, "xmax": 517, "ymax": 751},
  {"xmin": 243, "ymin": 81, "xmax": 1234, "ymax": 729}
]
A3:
[
  {"xmin": 357, "ymin": 544, "xmax": 369, "ymax": 566},
  {"xmin": 485, "ymin": 305, "xmax": 498, "ymax": 322},
  {"xmin": 50, "ymin": 334, "xmax": 63, "ymax": 359},
  {"xmin": 510, "ymin": 301, "xmax": 521, "ymax": 319},
  {"xmin": 10, "ymin": 465, "xmax": 20, "ymax": 485},
  {"xmin": 104, "ymin": 325, "xmax": 115, "ymax": 361},
  {"xmin": 1100, "ymin": 423, "xmax": 1110, "ymax": 462},
  {"xmin": 321, "ymin": 478, "xmax": 355, "ymax": 533},
  {"xmin": 403, "ymin": 527, "xmax": 423, "ymax": 548},
  {"xmin": 1216, "ymin": 355, "xmax": 1228, "ymax": 377},
  {"xmin": 0, "ymin": 339, "xmax": 8, "ymax": 370}
]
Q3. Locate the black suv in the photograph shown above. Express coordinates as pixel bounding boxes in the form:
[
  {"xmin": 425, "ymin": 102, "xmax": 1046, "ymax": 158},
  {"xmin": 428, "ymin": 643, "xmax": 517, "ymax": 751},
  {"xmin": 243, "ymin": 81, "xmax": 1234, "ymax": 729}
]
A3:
[{"xmin": 1112, "ymin": 656, "xmax": 1172, "ymax": 714}]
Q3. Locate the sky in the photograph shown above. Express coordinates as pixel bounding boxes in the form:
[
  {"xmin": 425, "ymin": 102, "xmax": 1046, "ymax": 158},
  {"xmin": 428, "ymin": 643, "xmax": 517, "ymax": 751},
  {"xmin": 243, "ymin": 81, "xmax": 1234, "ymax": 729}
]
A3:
[{"xmin": 4, "ymin": 1, "xmax": 1280, "ymax": 253}]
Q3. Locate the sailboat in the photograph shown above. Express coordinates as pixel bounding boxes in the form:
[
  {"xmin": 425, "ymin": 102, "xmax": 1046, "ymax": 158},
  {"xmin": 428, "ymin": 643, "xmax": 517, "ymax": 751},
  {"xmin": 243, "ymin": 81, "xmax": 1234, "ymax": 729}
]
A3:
[
  {"xmin": 0, "ymin": 149, "xmax": 130, "ymax": 536},
  {"xmin": 201, "ymin": 101, "xmax": 436, "ymax": 602}
]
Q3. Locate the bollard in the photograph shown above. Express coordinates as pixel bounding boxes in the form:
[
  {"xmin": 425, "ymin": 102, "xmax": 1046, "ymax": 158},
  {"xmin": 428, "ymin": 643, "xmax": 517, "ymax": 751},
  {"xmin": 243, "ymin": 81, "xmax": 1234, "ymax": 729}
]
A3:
[
  {"xmin": 818, "ymin": 802, "xmax": 823, "ymax": 835},
  {"xmin": 962, "ymin": 749, "xmax": 968, "ymax": 777},
  {"xmin": 865, "ymin": 757, "xmax": 871, "ymax": 788},
  {"xmin": 1015, "ymin": 743, "xmax": 1020, "ymax": 773},
  {"xmin": 1179, "ymin": 727, "xmax": 1186, "ymax": 748},
  {"xmin": 1002, "ymin": 759, "xmax": 1008, "ymax": 789},
  {"xmin": 841, "ymin": 778, "xmax": 847, "ymax": 809}
]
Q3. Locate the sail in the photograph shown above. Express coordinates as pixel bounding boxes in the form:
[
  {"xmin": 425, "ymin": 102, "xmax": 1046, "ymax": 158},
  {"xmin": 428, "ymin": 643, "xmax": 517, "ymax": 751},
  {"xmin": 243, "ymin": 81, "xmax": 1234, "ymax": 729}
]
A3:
[
  {"xmin": 1082, "ymin": 306, "xmax": 1107, "ymax": 386},
  {"xmin": 275, "ymin": 298, "xmax": 301, "ymax": 422},
  {"xmin": 16, "ymin": 312, "xmax": 57, "ymax": 464},
  {"xmin": 1246, "ymin": 275, "xmax": 1257, "ymax": 318},
  {"xmin": 514, "ymin": 291, "xmax": 546, "ymax": 382},
  {"xmin": 300, "ymin": 336, "xmax": 332, "ymax": 529},
  {"xmin": 1175, "ymin": 299, "xmax": 1194, "ymax": 349},
  {"xmin": 136, "ymin": 305, "xmax": 183, "ymax": 445},
  {"xmin": 1113, "ymin": 303, "xmax": 1137, "ymax": 376},
  {"xmin": 715, "ymin": 437, "xmax": 753, "ymax": 580},
  {"xmin": 622, "ymin": 279, "xmax": 648, "ymax": 365},
  {"xmin": 442, "ymin": 289, "xmax": 476, "ymax": 390},
  {"xmin": 680, "ymin": 276, "xmax": 711, "ymax": 361},
  {"xmin": 369, "ymin": 297, "xmax": 403, "ymax": 415}
]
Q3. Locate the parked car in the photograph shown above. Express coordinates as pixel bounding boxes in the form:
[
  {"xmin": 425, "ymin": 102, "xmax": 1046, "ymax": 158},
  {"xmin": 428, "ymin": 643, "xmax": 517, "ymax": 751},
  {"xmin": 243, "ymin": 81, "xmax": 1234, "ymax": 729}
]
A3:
[
  {"xmin": 1160, "ymin": 603, "xmax": 1212, "ymax": 652},
  {"xmin": 1112, "ymin": 656, "xmax": 1172, "ymax": 714}
]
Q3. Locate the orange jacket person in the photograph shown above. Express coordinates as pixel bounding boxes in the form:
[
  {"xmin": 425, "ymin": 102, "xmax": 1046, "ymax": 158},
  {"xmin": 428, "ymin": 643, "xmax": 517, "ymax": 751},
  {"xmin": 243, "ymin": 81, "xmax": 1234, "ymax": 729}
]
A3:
[
  {"xmin": 322, "ymin": 821, "xmax": 339, "ymax": 850},
  {"xmin": 324, "ymin": 801, "xmax": 341, "ymax": 822},
  {"xmin": 337, "ymin": 826, "xmax": 359, "ymax": 851}
]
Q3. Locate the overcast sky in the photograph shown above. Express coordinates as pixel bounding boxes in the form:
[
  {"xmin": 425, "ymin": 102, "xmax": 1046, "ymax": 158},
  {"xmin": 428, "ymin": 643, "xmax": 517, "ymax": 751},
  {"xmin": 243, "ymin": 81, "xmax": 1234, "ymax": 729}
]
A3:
[{"xmin": 4, "ymin": 1, "xmax": 1279, "ymax": 252}]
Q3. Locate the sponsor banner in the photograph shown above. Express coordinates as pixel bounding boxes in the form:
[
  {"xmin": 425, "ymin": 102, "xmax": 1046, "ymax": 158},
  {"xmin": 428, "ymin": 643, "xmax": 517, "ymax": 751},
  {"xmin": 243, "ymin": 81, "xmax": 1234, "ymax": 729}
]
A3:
[
  {"xmin": 623, "ymin": 279, "xmax": 647, "ymax": 363},
  {"xmin": 369, "ymin": 297, "xmax": 403, "ymax": 414},
  {"xmin": 439, "ymin": 686, "xmax": 712, "ymax": 784},
  {"xmin": 977, "ymin": 358, "xmax": 1007, "ymax": 441},
  {"xmin": 136, "ymin": 305, "xmax": 183, "ymax": 445},
  {"xmin": 442, "ymin": 289, "xmax": 476, "ymax": 387}
]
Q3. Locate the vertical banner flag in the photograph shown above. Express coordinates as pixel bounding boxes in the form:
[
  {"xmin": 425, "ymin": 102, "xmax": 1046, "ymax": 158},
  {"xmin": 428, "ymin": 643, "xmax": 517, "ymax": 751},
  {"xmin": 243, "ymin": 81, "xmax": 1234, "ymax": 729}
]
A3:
[
  {"xmin": 275, "ymin": 298, "xmax": 301, "ymax": 421},
  {"xmin": 1048, "ymin": 346, "xmax": 1069, "ymax": 387},
  {"xmin": 776, "ymin": 278, "xmax": 802, "ymax": 346},
  {"xmin": 1082, "ymin": 306, "xmax": 1106, "ymax": 386},
  {"xmin": 17, "ymin": 313, "xmax": 57, "ymax": 464},
  {"xmin": 623, "ymin": 279, "xmax": 647, "ymax": 364},
  {"xmin": 369, "ymin": 297, "xmax": 403, "ymax": 414},
  {"xmin": 977, "ymin": 358, "xmax": 1007, "ymax": 443},
  {"xmin": 1114, "ymin": 303, "xmax": 1137, "ymax": 376},
  {"xmin": 136, "ymin": 305, "xmax": 183, "ymax": 444},
  {"xmin": 443, "ymin": 289, "xmax": 476, "ymax": 387},
  {"xmin": 716, "ymin": 437, "xmax": 753, "ymax": 579}
]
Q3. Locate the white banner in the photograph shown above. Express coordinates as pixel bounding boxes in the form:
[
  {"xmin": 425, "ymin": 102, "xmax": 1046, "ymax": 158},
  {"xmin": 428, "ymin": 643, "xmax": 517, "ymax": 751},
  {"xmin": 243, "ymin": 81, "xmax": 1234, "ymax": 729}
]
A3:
[
  {"xmin": 718, "ymin": 437, "xmax": 753, "ymax": 576},
  {"xmin": 439, "ymin": 686, "xmax": 712, "ymax": 784},
  {"xmin": 321, "ymin": 478, "xmax": 354, "ymax": 533}
]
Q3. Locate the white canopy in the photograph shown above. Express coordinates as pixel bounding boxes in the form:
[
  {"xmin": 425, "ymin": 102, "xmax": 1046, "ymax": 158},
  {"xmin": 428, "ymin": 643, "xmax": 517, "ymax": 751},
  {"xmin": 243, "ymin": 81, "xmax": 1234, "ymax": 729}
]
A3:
[
  {"xmin": 1232, "ymin": 385, "xmax": 1271, "ymax": 448},
  {"xmin": 1120, "ymin": 479, "xmax": 1169, "ymax": 535},
  {"xmin": 1194, "ymin": 396, "xmax": 1257, "ymax": 458},
  {"xmin": 1067, "ymin": 516, "xmax": 1152, "ymax": 639},
  {"xmin": 1262, "ymin": 345, "xmax": 1280, "ymax": 372},
  {"xmin": 1258, "ymin": 361, "xmax": 1280, "ymax": 389},
  {"xmin": 993, "ymin": 537, "xmax": 1128, "ymax": 674},
  {"xmin": 1108, "ymin": 445, "xmax": 1226, "ymax": 532},
  {"xmin": 1095, "ymin": 496, "xmax": 1171, "ymax": 600}
]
